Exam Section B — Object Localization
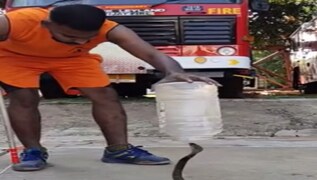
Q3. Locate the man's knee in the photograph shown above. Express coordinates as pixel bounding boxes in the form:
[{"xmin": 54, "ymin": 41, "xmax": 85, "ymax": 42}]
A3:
[
  {"xmin": 0, "ymin": 82, "xmax": 41, "ymax": 107},
  {"xmin": 79, "ymin": 85, "xmax": 119, "ymax": 103},
  {"xmin": 7, "ymin": 88, "xmax": 40, "ymax": 108}
]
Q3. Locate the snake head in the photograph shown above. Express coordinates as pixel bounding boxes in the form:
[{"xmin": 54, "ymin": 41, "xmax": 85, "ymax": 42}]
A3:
[{"xmin": 189, "ymin": 143, "xmax": 203, "ymax": 154}]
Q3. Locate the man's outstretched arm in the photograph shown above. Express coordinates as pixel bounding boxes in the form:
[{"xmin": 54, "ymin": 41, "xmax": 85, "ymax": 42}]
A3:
[
  {"xmin": 107, "ymin": 25, "xmax": 184, "ymax": 75},
  {"xmin": 0, "ymin": 15, "xmax": 10, "ymax": 41},
  {"xmin": 106, "ymin": 25, "xmax": 221, "ymax": 86}
]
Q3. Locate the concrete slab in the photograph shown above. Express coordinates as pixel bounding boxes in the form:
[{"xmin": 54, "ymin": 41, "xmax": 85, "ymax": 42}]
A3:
[
  {"xmin": 1, "ymin": 147, "xmax": 317, "ymax": 180},
  {"xmin": 0, "ymin": 153, "xmax": 11, "ymax": 175}
]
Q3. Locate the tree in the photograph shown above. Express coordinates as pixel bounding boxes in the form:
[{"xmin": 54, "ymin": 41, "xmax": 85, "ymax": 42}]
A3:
[
  {"xmin": 249, "ymin": 1, "xmax": 317, "ymax": 89},
  {"xmin": 250, "ymin": 0, "xmax": 317, "ymax": 48}
]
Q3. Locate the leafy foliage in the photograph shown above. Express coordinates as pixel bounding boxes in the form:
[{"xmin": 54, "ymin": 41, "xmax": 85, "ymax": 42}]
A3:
[
  {"xmin": 250, "ymin": 0, "xmax": 317, "ymax": 48},
  {"xmin": 252, "ymin": 50, "xmax": 287, "ymax": 88},
  {"xmin": 250, "ymin": 1, "xmax": 317, "ymax": 89}
]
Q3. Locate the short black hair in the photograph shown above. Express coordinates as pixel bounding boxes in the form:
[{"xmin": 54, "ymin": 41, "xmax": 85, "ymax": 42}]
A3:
[{"xmin": 50, "ymin": 4, "xmax": 106, "ymax": 31}]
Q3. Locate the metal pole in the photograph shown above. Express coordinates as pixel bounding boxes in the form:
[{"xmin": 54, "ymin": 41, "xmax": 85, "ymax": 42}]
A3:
[{"xmin": 0, "ymin": 91, "xmax": 19, "ymax": 164}]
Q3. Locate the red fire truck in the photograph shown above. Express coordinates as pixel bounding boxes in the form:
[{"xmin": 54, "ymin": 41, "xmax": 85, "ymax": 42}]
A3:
[{"xmin": 2, "ymin": 0, "xmax": 268, "ymax": 98}]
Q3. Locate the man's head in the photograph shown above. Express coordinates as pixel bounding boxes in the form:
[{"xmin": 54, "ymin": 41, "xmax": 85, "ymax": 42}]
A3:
[{"xmin": 42, "ymin": 4, "xmax": 106, "ymax": 45}]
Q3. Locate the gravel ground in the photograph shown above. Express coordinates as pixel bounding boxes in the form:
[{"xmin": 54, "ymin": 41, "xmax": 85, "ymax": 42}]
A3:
[{"xmin": 1, "ymin": 97, "xmax": 317, "ymax": 149}]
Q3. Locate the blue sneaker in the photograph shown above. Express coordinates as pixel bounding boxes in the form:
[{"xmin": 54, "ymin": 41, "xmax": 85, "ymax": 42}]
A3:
[
  {"xmin": 12, "ymin": 148, "xmax": 48, "ymax": 171},
  {"xmin": 102, "ymin": 145, "xmax": 171, "ymax": 165}
]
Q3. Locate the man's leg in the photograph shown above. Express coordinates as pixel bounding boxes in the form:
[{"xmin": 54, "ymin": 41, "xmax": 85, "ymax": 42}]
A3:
[
  {"xmin": 7, "ymin": 88, "xmax": 42, "ymax": 148},
  {"xmin": 78, "ymin": 86, "xmax": 128, "ymax": 145},
  {"xmin": 1, "ymin": 83, "xmax": 48, "ymax": 171},
  {"xmin": 78, "ymin": 85, "xmax": 170, "ymax": 165}
]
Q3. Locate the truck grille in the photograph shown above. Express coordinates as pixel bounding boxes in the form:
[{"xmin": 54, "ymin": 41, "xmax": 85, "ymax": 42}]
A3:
[
  {"xmin": 180, "ymin": 16, "xmax": 236, "ymax": 45},
  {"xmin": 108, "ymin": 16, "xmax": 236, "ymax": 46},
  {"xmin": 108, "ymin": 16, "xmax": 179, "ymax": 45}
]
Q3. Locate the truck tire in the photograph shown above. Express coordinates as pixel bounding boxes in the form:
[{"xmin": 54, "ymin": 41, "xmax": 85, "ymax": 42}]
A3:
[
  {"xmin": 304, "ymin": 82, "xmax": 317, "ymax": 94},
  {"xmin": 216, "ymin": 77, "xmax": 244, "ymax": 98},
  {"xmin": 111, "ymin": 74, "xmax": 153, "ymax": 97},
  {"xmin": 39, "ymin": 73, "xmax": 69, "ymax": 99},
  {"xmin": 292, "ymin": 67, "xmax": 300, "ymax": 89},
  {"xmin": 112, "ymin": 83, "xmax": 147, "ymax": 97}
]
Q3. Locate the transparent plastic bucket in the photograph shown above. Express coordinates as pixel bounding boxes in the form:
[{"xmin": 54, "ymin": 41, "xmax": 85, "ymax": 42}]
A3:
[{"xmin": 155, "ymin": 82, "xmax": 223, "ymax": 141}]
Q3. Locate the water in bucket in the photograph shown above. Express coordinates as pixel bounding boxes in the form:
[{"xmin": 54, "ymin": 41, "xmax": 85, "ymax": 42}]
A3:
[{"xmin": 155, "ymin": 81, "xmax": 223, "ymax": 141}]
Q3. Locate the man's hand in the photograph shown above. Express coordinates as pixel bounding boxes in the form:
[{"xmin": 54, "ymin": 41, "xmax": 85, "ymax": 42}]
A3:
[{"xmin": 154, "ymin": 72, "xmax": 222, "ymax": 88}]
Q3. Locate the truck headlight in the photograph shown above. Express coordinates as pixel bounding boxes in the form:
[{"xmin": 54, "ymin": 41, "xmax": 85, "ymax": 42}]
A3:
[{"xmin": 217, "ymin": 47, "xmax": 236, "ymax": 56}]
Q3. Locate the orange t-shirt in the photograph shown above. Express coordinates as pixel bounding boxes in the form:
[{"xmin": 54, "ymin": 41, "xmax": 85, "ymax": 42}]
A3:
[{"xmin": 0, "ymin": 8, "xmax": 118, "ymax": 58}]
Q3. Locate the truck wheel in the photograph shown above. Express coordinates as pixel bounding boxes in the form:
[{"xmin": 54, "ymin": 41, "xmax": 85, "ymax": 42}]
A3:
[
  {"xmin": 39, "ymin": 73, "xmax": 69, "ymax": 99},
  {"xmin": 292, "ymin": 67, "xmax": 300, "ymax": 89},
  {"xmin": 304, "ymin": 82, "xmax": 317, "ymax": 94},
  {"xmin": 112, "ymin": 74, "xmax": 152, "ymax": 97},
  {"xmin": 216, "ymin": 77, "xmax": 244, "ymax": 98},
  {"xmin": 112, "ymin": 83, "xmax": 147, "ymax": 97}
]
